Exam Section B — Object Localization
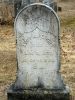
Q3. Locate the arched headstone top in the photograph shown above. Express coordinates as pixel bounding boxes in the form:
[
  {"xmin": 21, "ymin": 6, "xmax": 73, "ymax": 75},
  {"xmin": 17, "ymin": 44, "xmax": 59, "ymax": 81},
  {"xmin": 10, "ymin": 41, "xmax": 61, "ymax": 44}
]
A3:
[
  {"xmin": 15, "ymin": 3, "xmax": 59, "ymax": 33},
  {"xmin": 14, "ymin": 0, "xmax": 57, "ymax": 17}
]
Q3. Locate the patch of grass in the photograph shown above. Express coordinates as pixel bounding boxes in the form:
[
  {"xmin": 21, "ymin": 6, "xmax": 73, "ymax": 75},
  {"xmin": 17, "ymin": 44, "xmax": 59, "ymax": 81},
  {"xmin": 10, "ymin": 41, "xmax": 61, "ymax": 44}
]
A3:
[{"xmin": 61, "ymin": 17, "xmax": 75, "ymax": 27}]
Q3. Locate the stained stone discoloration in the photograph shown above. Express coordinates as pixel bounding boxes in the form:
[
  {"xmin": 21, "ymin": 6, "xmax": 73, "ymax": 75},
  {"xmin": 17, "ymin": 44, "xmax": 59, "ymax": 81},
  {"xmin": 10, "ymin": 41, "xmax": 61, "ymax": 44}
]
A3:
[
  {"xmin": 14, "ymin": 0, "xmax": 57, "ymax": 16},
  {"xmin": 14, "ymin": 4, "xmax": 65, "ymax": 90},
  {"xmin": 7, "ymin": 85, "xmax": 70, "ymax": 100},
  {"xmin": 22, "ymin": 0, "xmax": 54, "ymax": 5}
]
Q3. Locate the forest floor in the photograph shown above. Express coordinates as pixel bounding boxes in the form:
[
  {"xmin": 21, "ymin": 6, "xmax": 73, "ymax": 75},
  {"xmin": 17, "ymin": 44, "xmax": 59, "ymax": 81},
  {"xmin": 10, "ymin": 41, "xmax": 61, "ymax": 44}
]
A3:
[{"xmin": 0, "ymin": 1, "xmax": 75, "ymax": 100}]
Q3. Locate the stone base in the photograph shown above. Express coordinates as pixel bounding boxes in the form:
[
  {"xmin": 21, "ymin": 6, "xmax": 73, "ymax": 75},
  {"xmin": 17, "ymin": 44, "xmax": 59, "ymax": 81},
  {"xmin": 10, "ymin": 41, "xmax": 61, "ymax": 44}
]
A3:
[{"xmin": 7, "ymin": 85, "xmax": 70, "ymax": 100}]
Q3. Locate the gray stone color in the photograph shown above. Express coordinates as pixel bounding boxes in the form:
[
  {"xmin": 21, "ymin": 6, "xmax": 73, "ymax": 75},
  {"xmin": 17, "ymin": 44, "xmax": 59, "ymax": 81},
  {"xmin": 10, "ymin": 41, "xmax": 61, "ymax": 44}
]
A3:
[
  {"xmin": 22, "ymin": 0, "xmax": 54, "ymax": 5},
  {"xmin": 14, "ymin": 4, "xmax": 64, "ymax": 90},
  {"xmin": 14, "ymin": 0, "xmax": 54, "ymax": 5},
  {"xmin": 14, "ymin": 0, "xmax": 57, "ymax": 16},
  {"xmin": 7, "ymin": 2, "xmax": 70, "ymax": 100}
]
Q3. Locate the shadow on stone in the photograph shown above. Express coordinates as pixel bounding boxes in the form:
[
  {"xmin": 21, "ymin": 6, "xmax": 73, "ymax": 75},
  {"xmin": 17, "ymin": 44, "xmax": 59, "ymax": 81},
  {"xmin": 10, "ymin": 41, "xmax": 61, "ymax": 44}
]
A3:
[{"xmin": 7, "ymin": 84, "xmax": 70, "ymax": 100}]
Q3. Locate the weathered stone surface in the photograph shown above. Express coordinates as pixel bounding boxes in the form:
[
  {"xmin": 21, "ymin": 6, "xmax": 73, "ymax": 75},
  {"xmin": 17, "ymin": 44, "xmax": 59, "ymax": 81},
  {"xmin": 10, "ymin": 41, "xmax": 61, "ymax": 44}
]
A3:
[
  {"xmin": 22, "ymin": 0, "xmax": 54, "ymax": 5},
  {"xmin": 14, "ymin": 0, "xmax": 57, "ymax": 16},
  {"xmin": 21, "ymin": 0, "xmax": 57, "ymax": 11},
  {"xmin": 14, "ymin": 4, "xmax": 65, "ymax": 90}
]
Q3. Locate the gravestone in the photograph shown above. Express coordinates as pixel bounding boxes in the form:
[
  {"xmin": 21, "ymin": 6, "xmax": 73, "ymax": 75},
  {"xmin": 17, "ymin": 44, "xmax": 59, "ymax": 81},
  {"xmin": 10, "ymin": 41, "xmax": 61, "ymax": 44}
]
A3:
[{"xmin": 7, "ymin": 1, "xmax": 70, "ymax": 100}]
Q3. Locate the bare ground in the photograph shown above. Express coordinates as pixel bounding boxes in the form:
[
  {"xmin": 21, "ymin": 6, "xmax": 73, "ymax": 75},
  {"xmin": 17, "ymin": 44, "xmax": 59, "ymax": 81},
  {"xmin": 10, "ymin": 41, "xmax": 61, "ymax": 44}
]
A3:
[
  {"xmin": 0, "ymin": 25, "xmax": 16, "ymax": 100},
  {"xmin": 0, "ymin": 1, "xmax": 75, "ymax": 100}
]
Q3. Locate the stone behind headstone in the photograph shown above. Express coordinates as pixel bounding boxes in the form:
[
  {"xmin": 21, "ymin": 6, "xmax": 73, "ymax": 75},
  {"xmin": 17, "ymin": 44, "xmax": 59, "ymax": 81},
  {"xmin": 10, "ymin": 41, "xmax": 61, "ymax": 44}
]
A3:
[
  {"xmin": 22, "ymin": 0, "xmax": 53, "ymax": 5},
  {"xmin": 22, "ymin": 0, "xmax": 57, "ymax": 11},
  {"xmin": 14, "ymin": 0, "xmax": 57, "ymax": 16},
  {"xmin": 7, "ymin": 3, "xmax": 70, "ymax": 100}
]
